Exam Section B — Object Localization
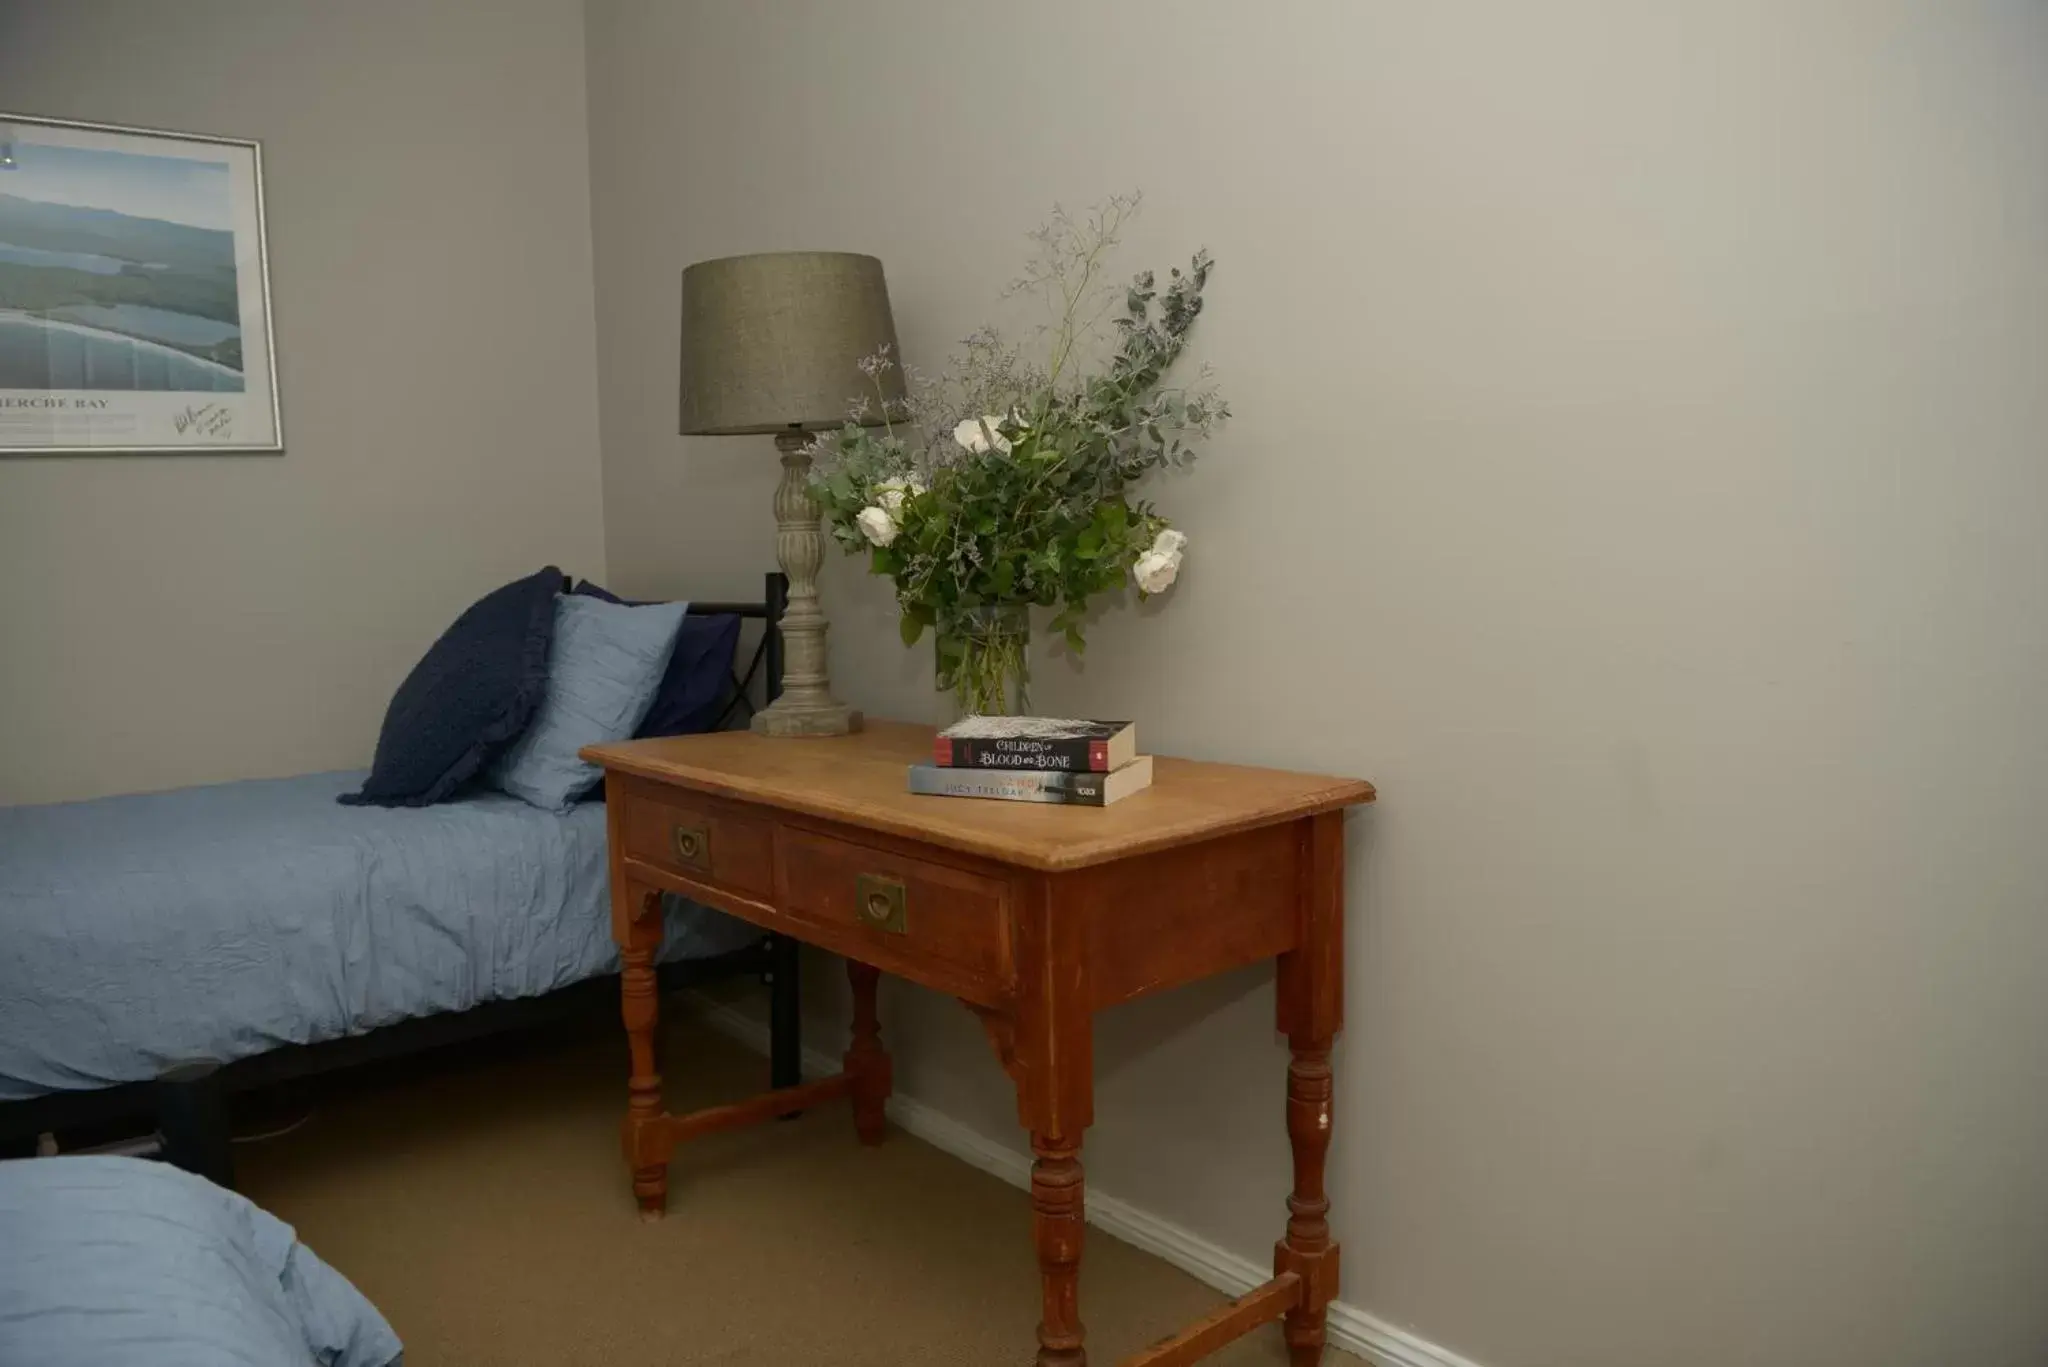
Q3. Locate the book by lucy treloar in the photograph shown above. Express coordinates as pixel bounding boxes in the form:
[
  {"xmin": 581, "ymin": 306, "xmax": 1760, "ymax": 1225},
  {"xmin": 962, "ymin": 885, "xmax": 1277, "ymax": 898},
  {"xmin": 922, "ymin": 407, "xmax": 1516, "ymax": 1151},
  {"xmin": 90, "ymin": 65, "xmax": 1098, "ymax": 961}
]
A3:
[
  {"xmin": 932, "ymin": 716, "xmax": 1137, "ymax": 772},
  {"xmin": 907, "ymin": 755, "xmax": 1155, "ymax": 806}
]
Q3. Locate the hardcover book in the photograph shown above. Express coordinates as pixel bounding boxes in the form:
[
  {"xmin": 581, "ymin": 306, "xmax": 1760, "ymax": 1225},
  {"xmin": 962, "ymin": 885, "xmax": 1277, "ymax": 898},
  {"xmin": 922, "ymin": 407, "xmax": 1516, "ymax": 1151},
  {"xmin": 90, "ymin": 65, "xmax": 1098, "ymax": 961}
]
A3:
[
  {"xmin": 932, "ymin": 716, "xmax": 1137, "ymax": 773},
  {"xmin": 907, "ymin": 755, "xmax": 1155, "ymax": 807}
]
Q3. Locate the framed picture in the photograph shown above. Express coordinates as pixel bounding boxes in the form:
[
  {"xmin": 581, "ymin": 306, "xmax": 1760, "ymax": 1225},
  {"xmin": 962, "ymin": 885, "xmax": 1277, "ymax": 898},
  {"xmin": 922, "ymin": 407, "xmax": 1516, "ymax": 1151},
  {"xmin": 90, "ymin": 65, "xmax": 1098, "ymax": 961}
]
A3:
[{"xmin": 0, "ymin": 112, "xmax": 281, "ymax": 455}]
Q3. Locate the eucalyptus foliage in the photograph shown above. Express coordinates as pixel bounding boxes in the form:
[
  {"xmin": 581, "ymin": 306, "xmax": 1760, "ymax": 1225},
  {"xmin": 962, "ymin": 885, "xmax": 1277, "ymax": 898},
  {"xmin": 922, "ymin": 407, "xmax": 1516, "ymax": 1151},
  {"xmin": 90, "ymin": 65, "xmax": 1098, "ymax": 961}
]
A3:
[{"xmin": 807, "ymin": 194, "xmax": 1227, "ymax": 710}]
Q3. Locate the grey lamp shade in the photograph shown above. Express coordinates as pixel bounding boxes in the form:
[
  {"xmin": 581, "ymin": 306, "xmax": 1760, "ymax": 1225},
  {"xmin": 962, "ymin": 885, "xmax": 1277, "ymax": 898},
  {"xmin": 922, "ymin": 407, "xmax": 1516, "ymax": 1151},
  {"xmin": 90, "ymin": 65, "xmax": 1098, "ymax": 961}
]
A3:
[{"xmin": 678, "ymin": 251, "xmax": 904, "ymax": 435}]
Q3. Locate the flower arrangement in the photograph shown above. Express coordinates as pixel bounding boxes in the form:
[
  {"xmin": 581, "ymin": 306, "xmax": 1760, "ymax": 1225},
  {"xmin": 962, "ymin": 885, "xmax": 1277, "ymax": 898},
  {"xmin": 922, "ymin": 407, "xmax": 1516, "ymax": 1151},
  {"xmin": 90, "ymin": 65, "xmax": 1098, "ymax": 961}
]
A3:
[{"xmin": 807, "ymin": 194, "xmax": 1227, "ymax": 714}]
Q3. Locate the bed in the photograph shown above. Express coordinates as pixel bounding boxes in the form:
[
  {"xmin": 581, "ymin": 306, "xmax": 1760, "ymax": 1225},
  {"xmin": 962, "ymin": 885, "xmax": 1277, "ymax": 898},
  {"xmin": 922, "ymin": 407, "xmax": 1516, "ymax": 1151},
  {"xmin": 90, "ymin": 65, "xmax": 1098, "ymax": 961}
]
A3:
[
  {"xmin": 0, "ymin": 770, "xmax": 759, "ymax": 1102},
  {"xmin": 0, "ymin": 1155, "xmax": 402, "ymax": 1367},
  {"xmin": 0, "ymin": 575, "xmax": 801, "ymax": 1182}
]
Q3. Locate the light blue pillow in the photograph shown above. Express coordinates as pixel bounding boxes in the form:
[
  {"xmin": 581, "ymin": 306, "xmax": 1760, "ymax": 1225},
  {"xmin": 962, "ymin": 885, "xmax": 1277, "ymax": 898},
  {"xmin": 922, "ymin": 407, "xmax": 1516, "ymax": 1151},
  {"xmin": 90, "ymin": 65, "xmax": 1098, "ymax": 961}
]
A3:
[{"xmin": 488, "ymin": 594, "xmax": 687, "ymax": 811}]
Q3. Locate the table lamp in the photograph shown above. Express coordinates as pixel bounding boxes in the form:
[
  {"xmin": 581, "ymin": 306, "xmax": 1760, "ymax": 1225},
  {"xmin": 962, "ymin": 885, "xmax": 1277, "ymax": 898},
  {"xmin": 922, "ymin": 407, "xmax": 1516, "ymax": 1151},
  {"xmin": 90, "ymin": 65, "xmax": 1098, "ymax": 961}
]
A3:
[{"xmin": 679, "ymin": 251, "xmax": 904, "ymax": 737}]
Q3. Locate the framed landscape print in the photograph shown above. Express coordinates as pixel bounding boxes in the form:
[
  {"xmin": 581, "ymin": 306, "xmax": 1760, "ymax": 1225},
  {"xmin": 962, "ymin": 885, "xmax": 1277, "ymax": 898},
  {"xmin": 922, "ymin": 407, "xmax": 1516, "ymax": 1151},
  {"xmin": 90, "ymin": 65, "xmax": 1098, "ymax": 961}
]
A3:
[{"xmin": 0, "ymin": 112, "xmax": 281, "ymax": 454}]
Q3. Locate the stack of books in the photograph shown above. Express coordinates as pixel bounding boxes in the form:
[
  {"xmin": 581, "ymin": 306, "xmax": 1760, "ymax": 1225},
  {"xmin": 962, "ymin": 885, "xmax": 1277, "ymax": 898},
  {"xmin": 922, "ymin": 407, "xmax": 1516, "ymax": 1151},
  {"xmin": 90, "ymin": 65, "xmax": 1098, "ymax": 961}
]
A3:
[{"xmin": 907, "ymin": 717, "xmax": 1154, "ymax": 807}]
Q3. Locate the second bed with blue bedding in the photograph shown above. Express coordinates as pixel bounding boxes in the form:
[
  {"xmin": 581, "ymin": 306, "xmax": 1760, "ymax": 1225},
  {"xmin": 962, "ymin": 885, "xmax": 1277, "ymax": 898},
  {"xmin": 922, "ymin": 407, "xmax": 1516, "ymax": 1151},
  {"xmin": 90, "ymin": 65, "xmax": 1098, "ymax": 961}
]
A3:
[
  {"xmin": 0, "ymin": 1155, "xmax": 403, "ymax": 1367},
  {"xmin": 0, "ymin": 770, "xmax": 757, "ymax": 1101}
]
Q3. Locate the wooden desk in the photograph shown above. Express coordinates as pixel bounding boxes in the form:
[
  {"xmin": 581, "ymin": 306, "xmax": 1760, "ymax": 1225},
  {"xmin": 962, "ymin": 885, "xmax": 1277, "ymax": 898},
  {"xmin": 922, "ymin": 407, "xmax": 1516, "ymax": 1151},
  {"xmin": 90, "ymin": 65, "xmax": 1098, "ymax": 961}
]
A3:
[{"xmin": 585, "ymin": 721, "xmax": 1375, "ymax": 1366}]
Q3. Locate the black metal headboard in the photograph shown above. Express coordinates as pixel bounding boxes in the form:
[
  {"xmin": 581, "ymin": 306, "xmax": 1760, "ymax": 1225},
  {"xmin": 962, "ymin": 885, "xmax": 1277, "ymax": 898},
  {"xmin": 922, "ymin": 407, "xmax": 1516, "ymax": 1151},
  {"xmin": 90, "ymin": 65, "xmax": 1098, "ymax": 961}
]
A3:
[{"xmin": 689, "ymin": 572, "xmax": 788, "ymax": 730}]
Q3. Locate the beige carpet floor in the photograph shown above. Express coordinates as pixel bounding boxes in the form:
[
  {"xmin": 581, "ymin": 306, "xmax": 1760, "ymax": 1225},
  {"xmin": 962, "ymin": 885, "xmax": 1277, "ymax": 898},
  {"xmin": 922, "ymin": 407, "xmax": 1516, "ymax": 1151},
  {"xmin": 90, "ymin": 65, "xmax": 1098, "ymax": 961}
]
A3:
[{"xmin": 235, "ymin": 1011, "xmax": 1363, "ymax": 1366}]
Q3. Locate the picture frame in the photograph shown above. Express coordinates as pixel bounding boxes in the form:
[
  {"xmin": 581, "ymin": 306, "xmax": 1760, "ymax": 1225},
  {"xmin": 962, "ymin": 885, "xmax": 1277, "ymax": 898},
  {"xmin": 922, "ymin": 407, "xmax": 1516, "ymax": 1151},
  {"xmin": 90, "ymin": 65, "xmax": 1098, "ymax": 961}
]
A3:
[{"xmin": 0, "ymin": 111, "xmax": 282, "ymax": 455}]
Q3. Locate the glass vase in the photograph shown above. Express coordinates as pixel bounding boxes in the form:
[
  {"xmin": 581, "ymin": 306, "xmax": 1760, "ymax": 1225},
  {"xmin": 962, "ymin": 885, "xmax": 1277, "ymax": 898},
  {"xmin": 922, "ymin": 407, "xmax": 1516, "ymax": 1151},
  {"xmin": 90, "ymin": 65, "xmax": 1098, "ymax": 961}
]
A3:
[{"xmin": 937, "ymin": 603, "xmax": 1031, "ymax": 716}]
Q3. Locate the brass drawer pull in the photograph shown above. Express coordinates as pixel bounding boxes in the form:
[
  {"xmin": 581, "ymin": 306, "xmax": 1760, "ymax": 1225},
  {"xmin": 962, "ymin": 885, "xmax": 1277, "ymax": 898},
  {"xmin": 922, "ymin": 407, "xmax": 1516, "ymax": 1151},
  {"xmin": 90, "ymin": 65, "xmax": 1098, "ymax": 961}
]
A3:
[
  {"xmin": 671, "ymin": 822, "xmax": 710, "ymax": 871},
  {"xmin": 855, "ymin": 874, "xmax": 907, "ymax": 934}
]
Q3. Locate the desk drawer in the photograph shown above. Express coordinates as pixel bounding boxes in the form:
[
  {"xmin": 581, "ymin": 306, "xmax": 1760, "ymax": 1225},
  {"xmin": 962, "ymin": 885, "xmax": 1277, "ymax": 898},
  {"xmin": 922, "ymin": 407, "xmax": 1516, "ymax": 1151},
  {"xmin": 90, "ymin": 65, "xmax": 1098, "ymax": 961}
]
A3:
[
  {"xmin": 778, "ymin": 829, "xmax": 1012, "ymax": 992},
  {"xmin": 620, "ymin": 790, "xmax": 776, "ymax": 901}
]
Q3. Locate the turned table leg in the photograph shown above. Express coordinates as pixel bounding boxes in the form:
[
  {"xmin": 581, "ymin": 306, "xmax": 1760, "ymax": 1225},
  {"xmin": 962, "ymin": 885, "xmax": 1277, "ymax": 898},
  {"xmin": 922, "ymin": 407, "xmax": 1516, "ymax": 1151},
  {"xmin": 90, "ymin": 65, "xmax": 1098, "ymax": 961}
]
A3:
[
  {"xmin": 1276, "ymin": 1044, "xmax": 1338, "ymax": 1364},
  {"xmin": 1014, "ymin": 869, "xmax": 1095, "ymax": 1366},
  {"xmin": 619, "ymin": 892, "xmax": 668, "ymax": 1218},
  {"xmin": 1031, "ymin": 1131, "xmax": 1088, "ymax": 1366},
  {"xmin": 845, "ymin": 959, "xmax": 892, "ymax": 1145},
  {"xmin": 1273, "ymin": 810, "xmax": 1346, "ymax": 1365}
]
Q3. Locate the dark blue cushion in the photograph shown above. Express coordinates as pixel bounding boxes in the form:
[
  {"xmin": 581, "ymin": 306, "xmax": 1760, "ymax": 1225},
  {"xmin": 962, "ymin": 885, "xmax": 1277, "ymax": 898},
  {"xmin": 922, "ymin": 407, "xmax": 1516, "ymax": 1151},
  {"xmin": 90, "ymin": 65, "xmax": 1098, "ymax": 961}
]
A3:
[
  {"xmin": 571, "ymin": 580, "xmax": 742, "ymax": 736},
  {"xmin": 339, "ymin": 567, "xmax": 562, "ymax": 807}
]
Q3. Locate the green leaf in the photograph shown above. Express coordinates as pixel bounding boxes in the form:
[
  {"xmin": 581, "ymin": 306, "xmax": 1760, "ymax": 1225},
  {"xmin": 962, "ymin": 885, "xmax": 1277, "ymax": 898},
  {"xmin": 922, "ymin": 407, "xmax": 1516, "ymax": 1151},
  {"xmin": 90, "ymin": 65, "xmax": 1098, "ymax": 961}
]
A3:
[
  {"xmin": 899, "ymin": 613, "xmax": 926, "ymax": 647},
  {"xmin": 1064, "ymin": 626, "xmax": 1086, "ymax": 655}
]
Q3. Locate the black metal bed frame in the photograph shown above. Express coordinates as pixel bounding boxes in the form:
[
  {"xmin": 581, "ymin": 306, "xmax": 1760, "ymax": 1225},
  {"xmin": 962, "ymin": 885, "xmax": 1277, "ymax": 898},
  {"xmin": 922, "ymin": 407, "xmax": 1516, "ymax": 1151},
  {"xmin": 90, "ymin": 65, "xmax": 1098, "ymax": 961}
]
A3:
[{"xmin": 0, "ymin": 572, "xmax": 800, "ymax": 1188}]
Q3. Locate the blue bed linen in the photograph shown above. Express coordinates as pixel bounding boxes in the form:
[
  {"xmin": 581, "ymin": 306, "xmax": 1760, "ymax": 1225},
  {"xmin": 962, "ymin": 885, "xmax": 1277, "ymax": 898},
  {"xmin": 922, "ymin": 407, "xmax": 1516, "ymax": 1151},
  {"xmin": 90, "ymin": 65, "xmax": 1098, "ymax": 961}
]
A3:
[
  {"xmin": 0, "ymin": 1155, "xmax": 402, "ymax": 1367},
  {"xmin": 0, "ymin": 771, "xmax": 761, "ymax": 1101}
]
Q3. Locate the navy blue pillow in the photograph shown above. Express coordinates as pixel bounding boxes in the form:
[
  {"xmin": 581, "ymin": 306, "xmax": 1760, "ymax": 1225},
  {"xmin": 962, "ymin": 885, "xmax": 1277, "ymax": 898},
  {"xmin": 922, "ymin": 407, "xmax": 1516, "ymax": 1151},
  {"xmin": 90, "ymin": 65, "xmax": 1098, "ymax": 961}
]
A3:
[
  {"xmin": 340, "ymin": 566, "xmax": 563, "ymax": 807},
  {"xmin": 571, "ymin": 580, "xmax": 742, "ymax": 736}
]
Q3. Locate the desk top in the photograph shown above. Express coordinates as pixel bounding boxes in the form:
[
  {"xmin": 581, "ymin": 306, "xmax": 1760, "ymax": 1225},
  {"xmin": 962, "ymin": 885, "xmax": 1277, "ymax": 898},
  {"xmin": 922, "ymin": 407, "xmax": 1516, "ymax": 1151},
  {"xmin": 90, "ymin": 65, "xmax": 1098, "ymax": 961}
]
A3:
[{"xmin": 585, "ymin": 720, "xmax": 1374, "ymax": 872}]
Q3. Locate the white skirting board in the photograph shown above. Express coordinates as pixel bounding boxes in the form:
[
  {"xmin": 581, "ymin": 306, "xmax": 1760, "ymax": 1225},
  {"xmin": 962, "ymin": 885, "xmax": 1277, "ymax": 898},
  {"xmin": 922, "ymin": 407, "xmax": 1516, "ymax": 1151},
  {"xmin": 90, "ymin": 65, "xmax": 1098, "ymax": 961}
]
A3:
[{"xmin": 686, "ymin": 993, "xmax": 1485, "ymax": 1367}]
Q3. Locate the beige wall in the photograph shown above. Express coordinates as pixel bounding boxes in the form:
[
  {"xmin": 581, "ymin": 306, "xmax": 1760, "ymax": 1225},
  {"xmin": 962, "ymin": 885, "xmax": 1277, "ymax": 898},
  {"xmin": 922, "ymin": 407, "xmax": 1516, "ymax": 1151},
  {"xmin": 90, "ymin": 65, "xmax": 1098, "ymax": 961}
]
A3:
[
  {"xmin": 0, "ymin": 0, "xmax": 607, "ymax": 804},
  {"xmin": 587, "ymin": 4, "xmax": 2048, "ymax": 1365}
]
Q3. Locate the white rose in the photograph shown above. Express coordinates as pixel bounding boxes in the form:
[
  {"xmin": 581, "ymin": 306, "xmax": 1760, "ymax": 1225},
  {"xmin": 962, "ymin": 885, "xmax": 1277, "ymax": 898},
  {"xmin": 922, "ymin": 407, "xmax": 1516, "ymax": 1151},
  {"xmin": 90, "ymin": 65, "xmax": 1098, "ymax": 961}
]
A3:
[
  {"xmin": 855, "ymin": 505, "xmax": 899, "ymax": 547},
  {"xmin": 1150, "ymin": 528, "xmax": 1187, "ymax": 559},
  {"xmin": 953, "ymin": 416, "xmax": 1014, "ymax": 455},
  {"xmin": 1132, "ymin": 549, "xmax": 1180, "ymax": 595},
  {"xmin": 873, "ymin": 476, "xmax": 924, "ymax": 513}
]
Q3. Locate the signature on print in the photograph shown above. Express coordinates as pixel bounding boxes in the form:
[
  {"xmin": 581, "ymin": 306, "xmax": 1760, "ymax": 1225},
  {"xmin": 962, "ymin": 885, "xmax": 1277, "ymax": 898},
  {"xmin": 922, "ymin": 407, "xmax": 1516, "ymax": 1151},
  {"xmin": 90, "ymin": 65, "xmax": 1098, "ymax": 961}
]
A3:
[{"xmin": 173, "ymin": 404, "xmax": 235, "ymax": 439}]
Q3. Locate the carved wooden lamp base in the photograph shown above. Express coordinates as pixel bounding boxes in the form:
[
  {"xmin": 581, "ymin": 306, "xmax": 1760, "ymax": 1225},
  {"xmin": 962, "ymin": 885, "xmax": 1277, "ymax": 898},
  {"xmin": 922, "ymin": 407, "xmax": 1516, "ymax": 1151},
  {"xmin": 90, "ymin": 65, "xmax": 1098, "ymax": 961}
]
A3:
[
  {"xmin": 753, "ymin": 429, "xmax": 862, "ymax": 739},
  {"xmin": 753, "ymin": 702, "xmax": 862, "ymax": 738}
]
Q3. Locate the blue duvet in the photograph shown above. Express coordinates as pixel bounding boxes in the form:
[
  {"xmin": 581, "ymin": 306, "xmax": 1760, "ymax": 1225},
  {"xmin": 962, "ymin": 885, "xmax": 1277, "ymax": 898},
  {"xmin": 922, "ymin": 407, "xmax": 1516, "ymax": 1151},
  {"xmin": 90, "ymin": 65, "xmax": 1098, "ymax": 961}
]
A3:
[
  {"xmin": 0, "ymin": 1155, "xmax": 402, "ymax": 1366},
  {"xmin": 0, "ymin": 771, "xmax": 758, "ymax": 1100}
]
